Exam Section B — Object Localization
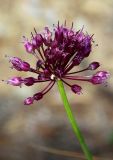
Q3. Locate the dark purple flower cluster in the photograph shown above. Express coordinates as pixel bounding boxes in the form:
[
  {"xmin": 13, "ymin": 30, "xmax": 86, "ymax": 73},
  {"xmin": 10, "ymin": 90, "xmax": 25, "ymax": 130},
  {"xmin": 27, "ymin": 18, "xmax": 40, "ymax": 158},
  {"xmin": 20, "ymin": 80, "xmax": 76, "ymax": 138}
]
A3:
[{"xmin": 6, "ymin": 22, "xmax": 109, "ymax": 105}]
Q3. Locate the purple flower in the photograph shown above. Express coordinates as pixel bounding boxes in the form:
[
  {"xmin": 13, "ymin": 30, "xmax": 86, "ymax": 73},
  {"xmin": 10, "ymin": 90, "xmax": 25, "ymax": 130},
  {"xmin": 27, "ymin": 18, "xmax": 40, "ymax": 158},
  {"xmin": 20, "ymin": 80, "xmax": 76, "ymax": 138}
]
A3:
[{"xmin": 5, "ymin": 22, "xmax": 109, "ymax": 105}]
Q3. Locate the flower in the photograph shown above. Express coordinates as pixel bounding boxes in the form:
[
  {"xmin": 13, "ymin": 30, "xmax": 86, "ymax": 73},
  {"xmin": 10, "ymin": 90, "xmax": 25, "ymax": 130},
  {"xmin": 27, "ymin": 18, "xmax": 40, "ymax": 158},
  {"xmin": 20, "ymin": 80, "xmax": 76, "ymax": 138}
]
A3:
[{"xmin": 5, "ymin": 22, "xmax": 109, "ymax": 105}]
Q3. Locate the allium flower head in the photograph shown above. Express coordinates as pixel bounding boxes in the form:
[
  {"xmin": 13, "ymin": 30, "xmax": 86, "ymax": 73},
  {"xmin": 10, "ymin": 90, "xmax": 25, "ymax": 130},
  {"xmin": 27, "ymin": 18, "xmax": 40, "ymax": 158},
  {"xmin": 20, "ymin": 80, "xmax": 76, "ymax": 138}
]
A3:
[{"xmin": 5, "ymin": 22, "xmax": 109, "ymax": 105}]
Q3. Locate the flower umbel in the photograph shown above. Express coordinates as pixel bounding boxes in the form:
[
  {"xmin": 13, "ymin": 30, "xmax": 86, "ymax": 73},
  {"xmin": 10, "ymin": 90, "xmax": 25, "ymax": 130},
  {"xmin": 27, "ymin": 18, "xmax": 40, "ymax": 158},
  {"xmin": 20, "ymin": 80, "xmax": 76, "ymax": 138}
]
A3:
[{"xmin": 6, "ymin": 22, "xmax": 109, "ymax": 105}]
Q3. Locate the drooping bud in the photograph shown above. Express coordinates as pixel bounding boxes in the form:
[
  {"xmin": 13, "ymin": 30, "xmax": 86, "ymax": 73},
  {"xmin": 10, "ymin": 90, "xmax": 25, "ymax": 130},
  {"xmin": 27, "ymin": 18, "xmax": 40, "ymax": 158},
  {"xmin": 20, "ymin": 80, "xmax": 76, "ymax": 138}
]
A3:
[
  {"xmin": 90, "ymin": 71, "xmax": 110, "ymax": 84},
  {"xmin": 88, "ymin": 62, "xmax": 100, "ymax": 70},
  {"xmin": 33, "ymin": 92, "xmax": 43, "ymax": 101},
  {"xmin": 7, "ymin": 77, "xmax": 23, "ymax": 86},
  {"xmin": 24, "ymin": 97, "xmax": 34, "ymax": 105},
  {"xmin": 71, "ymin": 84, "xmax": 82, "ymax": 95}
]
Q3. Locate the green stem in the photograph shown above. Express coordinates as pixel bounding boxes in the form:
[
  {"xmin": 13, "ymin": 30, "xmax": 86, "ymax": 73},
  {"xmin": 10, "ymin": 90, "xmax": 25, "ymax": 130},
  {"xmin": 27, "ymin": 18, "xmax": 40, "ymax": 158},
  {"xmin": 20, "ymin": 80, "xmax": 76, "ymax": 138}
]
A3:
[{"xmin": 57, "ymin": 79, "xmax": 93, "ymax": 160}]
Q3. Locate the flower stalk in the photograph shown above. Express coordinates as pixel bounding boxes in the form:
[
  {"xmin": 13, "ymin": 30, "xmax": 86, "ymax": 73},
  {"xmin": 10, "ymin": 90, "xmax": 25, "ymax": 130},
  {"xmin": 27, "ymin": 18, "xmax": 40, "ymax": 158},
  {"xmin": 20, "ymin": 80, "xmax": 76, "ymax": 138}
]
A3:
[{"xmin": 57, "ymin": 79, "xmax": 93, "ymax": 160}]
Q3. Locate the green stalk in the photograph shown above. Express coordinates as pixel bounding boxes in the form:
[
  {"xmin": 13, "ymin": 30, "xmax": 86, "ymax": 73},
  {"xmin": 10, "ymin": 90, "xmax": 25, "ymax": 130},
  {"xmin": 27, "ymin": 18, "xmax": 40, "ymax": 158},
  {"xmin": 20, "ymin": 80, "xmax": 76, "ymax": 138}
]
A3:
[{"xmin": 57, "ymin": 79, "xmax": 93, "ymax": 160}]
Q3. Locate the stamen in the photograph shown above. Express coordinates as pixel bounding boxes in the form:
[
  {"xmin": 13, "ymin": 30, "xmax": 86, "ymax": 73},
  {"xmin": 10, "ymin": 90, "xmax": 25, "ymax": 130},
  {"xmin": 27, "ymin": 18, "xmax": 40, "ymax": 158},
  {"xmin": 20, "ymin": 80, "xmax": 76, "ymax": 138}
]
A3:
[
  {"xmin": 31, "ymin": 32, "xmax": 34, "ymax": 38},
  {"xmin": 64, "ymin": 53, "xmax": 76, "ymax": 70},
  {"xmin": 41, "ymin": 45, "xmax": 46, "ymax": 58},
  {"xmin": 34, "ymin": 28, "xmax": 37, "ymax": 34},
  {"xmin": 37, "ymin": 48, "xmax": 45, "ymax": 61},
  {"xmin": 58, "ymin": 21, "xmax": 60, "ymax": 29},
  {"xmin": 71, "ymin": 22, "xmax": 74, "ymax": 29},
  {"xmin": 64, "ymin": 62, "xmax": 74, "ymax": 74},
  {"xmin": 32, "ymin": 51, "xmax": 40, "ymax": 60},
  {"xmin": 64, "ymin": 20, "xmax": 66, "ymax": 26}
]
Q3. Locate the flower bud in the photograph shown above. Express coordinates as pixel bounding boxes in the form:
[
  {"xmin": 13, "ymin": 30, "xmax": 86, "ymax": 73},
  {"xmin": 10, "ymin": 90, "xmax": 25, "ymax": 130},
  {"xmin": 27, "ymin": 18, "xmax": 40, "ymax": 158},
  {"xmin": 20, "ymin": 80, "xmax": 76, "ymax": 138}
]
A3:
[
  {"xmin": 10, "ymin": 57, "xmax": 21, "ymax": 71},
  {"xmin": 23, "ymin": 77, "xmax": 35, "ymax": 86},
  {"xmin": 21, "ymin": 61, "xmax": 30, "ymax": 71},
  {"xmin": 7, "ymin": 77, "xmax": 23, "ymax": 86},
  {"xmin": 90, "ymin": 71, "xmax": 110, "ymax": 84},
  {"xmin": 88, "ymin": 62, "xmax": 100, "ymax": 70},
  {"xmin": 10, "ymin": 57, "xmax": 30, "ymax": 71},
  {"xmin": 24, "ymin": 97, "xmax": 34, "ymax": 105},
  {"xmin": 33, "ymin": 92, "xmax": 43, "ymax": 101},
  {"xmin": 71, "ymin": 84, "xmax": 82, "ymax": 95}
]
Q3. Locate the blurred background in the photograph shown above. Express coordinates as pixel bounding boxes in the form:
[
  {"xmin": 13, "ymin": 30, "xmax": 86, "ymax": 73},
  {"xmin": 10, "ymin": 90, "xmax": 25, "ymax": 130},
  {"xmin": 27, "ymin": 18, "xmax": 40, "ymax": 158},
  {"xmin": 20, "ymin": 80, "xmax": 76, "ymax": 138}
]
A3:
[{"xmin": 0, "ymin": 0, "xmax": 113, "ymax": 159}]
